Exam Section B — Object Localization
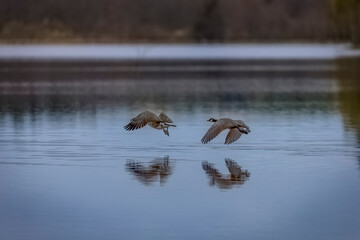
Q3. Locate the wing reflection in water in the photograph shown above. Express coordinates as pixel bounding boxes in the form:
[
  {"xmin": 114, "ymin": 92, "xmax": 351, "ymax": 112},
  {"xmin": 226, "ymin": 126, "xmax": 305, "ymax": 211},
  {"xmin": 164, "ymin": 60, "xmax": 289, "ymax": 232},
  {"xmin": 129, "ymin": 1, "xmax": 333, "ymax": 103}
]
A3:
[
  {"xmin": 202, "ymin": 158, "xmax": 250, "ymax": 189},
  {"xmin": 126, "ymin": 156, "xmax": 173, "ymax": 186}
]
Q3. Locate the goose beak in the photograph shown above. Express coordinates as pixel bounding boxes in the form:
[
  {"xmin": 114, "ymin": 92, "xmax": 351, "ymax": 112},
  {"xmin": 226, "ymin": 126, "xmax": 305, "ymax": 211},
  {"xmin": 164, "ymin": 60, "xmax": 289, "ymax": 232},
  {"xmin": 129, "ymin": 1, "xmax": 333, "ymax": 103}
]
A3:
[{"xmin": 207, "ymin": 119, "xmax": 212, "ymax": 122}]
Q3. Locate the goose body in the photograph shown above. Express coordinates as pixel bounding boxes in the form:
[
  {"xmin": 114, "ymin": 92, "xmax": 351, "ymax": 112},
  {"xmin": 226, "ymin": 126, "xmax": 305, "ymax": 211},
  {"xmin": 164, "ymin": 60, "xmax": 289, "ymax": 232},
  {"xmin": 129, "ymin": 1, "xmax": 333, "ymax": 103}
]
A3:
[
  {"xmin": 201, "ymin": 117, "xmax": 250, "ymax": 144},
  {"xmin": 124, "ymin": 111, "xmax": 176, "ymax": 136}
]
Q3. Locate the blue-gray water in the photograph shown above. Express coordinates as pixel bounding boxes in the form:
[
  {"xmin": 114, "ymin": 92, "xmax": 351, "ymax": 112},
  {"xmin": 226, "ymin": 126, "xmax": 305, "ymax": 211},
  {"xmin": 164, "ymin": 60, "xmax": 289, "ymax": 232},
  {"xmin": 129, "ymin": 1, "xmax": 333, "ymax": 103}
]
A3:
[{"xmin": 0, "ymin": 48, "xmax": 359, "ymax": 239}]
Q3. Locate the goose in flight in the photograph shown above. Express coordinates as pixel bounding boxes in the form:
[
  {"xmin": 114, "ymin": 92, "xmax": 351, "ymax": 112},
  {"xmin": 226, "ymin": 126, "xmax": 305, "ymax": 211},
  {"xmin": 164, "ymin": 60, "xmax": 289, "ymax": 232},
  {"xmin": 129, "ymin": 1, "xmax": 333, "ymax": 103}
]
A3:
[
  {"xmin": 201, "ymin": 118, "xmax": 250, "ymax": 144},
  {"xmin": 124, "ymin": 111, "xmax": 176, "ymax": 136}
]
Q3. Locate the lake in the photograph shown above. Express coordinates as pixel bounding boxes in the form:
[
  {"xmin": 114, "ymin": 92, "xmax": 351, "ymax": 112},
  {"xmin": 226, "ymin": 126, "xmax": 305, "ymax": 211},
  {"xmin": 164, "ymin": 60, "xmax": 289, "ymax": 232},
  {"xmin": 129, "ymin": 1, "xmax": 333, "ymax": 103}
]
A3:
[{"xmin": 0, "ymin": 44, "xmax": 359, "ymax": 240}]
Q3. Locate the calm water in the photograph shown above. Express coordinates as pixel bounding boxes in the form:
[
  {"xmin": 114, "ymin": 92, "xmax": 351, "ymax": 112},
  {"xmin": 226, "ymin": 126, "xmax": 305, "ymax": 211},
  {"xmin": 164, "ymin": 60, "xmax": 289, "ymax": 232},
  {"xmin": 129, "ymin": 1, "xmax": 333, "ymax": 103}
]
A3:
[{"xmin": 0, "ymin": 46, "xmax": 360, "ymax": 240}]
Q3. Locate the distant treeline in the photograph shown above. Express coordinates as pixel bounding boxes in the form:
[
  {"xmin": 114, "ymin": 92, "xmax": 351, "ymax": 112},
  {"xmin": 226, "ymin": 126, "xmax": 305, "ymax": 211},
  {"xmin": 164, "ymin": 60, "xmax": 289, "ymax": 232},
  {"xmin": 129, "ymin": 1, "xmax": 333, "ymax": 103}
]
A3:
[{"xmin": 0, "ymin": 0, "xmax": 359, "ymax": 44}]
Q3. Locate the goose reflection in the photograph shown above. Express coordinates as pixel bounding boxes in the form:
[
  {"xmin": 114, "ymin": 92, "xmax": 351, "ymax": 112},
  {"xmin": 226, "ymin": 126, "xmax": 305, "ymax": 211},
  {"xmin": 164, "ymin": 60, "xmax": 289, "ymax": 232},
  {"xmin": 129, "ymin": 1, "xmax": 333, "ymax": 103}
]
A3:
[
  {"xmin": 126, "ymin": 156, "xmax": 173, "ymax": 186},
  {"xmin": 202, "ymin": 159, "xmax": 250, "ymax": 189}
]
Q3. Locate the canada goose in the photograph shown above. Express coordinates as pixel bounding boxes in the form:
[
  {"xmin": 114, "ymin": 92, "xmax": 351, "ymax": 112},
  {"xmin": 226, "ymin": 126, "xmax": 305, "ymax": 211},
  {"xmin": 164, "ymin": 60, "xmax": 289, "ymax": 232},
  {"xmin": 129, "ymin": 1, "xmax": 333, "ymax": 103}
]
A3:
[
  {"xmin": 201, "ymin": 118, "xmax": 250, "ymax": 144},
  {"xmin": 202, "ymin": 158, "xmax": 250, "ymax": 189},
  {"xmin": 124, "ymin": 110, "xmax": 176, "ymax": 136}
]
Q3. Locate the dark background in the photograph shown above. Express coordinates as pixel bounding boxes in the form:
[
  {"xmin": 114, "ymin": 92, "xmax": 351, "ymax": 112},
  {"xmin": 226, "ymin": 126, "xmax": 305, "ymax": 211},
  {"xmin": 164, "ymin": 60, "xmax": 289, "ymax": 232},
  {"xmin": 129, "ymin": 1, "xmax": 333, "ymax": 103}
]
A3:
[{"xmin": 0, "ymin": 0, "xmax": 359, "ymax": 44}]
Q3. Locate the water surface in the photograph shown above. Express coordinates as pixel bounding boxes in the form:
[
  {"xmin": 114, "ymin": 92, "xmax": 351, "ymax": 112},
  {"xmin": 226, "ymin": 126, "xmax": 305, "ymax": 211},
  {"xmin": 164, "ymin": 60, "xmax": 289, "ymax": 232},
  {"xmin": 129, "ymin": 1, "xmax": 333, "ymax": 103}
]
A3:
[{"xmin": 0, "ymin": 48, "xmax": 359, "ymax": 240}]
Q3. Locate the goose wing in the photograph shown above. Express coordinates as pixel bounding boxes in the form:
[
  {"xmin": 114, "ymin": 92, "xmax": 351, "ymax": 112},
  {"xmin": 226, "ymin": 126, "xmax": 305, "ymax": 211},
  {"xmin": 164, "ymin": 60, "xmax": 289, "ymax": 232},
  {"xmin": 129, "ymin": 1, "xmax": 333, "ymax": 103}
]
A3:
[
  {"xmin": 159, "ymin": 112, "xmax": 173, "ymax": 123},
  {"xmin": 235, "ymin": 120, "xmax": 250, "ymax": 133},
  {"xmin": 124, "ymin": 111, "xmax": 158, "ymax": 131},
  {"xmin": 201, "ymin": 119, "xmax": 234, "ymax": 144},
  {"xmin": 225, "ymin": 128, "xmax": 242, "ymax": 144}
]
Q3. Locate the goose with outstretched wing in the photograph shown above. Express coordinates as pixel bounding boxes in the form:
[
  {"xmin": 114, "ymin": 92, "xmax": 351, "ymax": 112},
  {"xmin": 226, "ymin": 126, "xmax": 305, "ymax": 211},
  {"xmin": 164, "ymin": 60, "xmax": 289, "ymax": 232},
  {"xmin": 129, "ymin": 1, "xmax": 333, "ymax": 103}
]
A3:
[
  {"xmin": 124, "ymin": 111, "xmax": 176, "ymax": 136},
  {"xmin": 201, "ymin": 118, "xmax": 250, "ymax": 144}
]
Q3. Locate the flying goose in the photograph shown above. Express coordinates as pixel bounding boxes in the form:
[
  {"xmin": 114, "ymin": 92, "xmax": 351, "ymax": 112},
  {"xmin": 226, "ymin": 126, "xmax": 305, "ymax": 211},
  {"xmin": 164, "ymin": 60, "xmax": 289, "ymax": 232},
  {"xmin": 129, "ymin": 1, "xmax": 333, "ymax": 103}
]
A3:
[
  {"xmin": 124, "ymin": 111, "xmax": 176, "ymax": 136},
  {"xmin": 201, "ymin": 118, "xmax": 250, "ymax": 144}
]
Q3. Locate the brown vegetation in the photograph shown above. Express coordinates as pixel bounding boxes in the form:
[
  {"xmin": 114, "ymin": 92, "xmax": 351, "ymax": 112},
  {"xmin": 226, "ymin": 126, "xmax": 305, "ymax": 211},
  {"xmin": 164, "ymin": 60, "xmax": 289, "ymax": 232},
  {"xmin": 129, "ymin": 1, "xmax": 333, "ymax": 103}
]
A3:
[{"xmin": 330, "ymin": 0, "xmax": 360, "ymax": 45}]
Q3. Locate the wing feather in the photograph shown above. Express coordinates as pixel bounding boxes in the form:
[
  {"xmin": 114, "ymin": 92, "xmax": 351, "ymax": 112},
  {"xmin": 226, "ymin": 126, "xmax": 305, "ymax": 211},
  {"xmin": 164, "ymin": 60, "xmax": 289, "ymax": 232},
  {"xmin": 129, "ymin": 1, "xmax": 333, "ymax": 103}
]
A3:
[
  {"xmin": 124, "ymin": 111, "xmax": 158, "ymax": 131},
  {"xmin": 225, "ymin": 128, "xmax": 242, "ymax": 144},
  {"xmin": 201, "ymin": 120, "xmax": 232, "ymax": 144}
]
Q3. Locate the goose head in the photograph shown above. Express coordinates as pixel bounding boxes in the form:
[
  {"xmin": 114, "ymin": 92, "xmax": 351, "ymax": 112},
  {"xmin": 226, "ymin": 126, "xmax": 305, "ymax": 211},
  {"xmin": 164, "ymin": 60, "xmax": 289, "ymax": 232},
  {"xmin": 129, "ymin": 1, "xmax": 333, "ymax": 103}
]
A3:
[{"xmin": 207, "ymin": 118, "xmax": 218, "ymax": 122}]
